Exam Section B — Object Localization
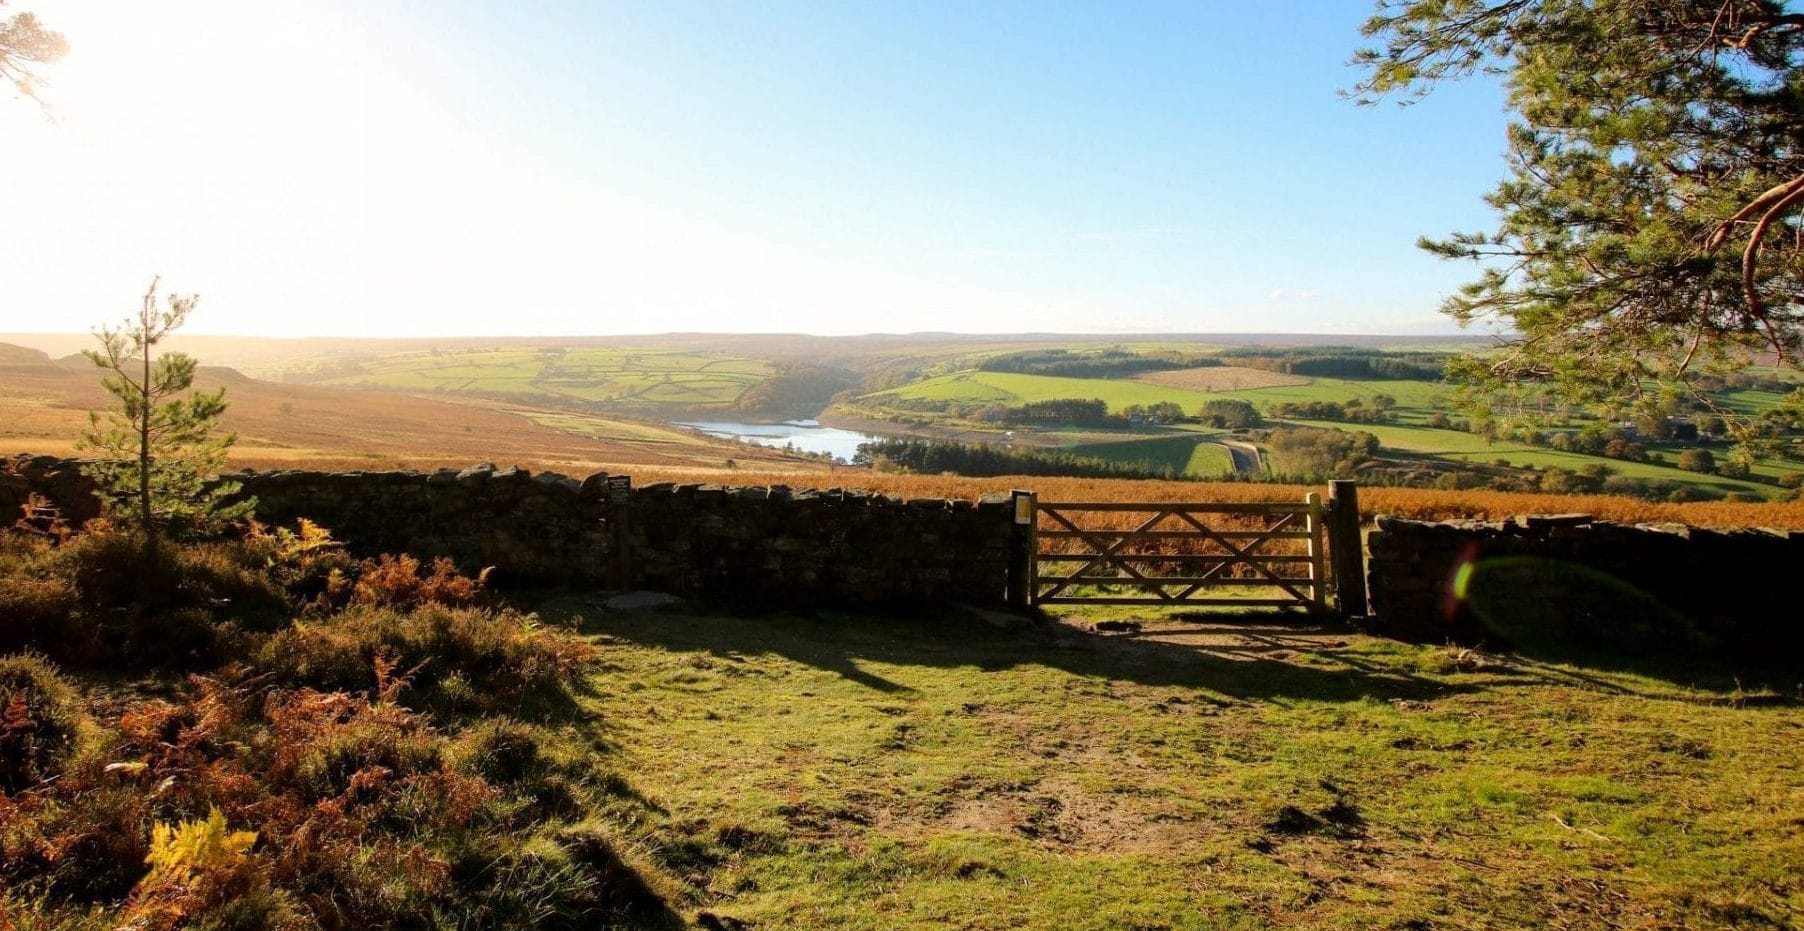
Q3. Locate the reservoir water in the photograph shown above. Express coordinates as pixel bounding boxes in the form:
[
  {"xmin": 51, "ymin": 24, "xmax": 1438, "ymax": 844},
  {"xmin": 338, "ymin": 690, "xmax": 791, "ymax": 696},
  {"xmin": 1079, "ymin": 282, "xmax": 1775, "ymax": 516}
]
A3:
[{"xmin": 674, "ymin": 420, "xmax": 887, "ymax": 462}]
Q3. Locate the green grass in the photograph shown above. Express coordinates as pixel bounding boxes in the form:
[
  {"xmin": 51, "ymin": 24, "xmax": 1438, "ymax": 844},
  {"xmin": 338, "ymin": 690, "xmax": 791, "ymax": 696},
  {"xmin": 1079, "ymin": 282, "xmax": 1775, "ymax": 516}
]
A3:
[
  {"xmin": 552, "ymin": 603, "xmax": 1804, "ymax": 929},
  {"xmin": 1066, "ymin": 435, "xmax": 1237, "ymax": 476},
  {"xmin": 508, "ymin": 409, "xmax": 720, "ymax": 446},
  {"xmin": 1717, "ymin": 387, "xmax": 1796, "ymax": 416},
  {"xmin": 1202, "ymin": 377, "xmax": 1447, "ymax": 409},
  {"xmin": 872, "ymin": 371, "xmax": 1443, "ymax": 417},
  {"xmin": 871, "ymin": 371, "xmax": 1218, "ymax": 409},
  {"xmin": 859, "ymin": 366, "xmax": 1796, "ymax": 497},
  {"xmin": 1282, "ymin": 419, "xmax": 1784, "ymax": 497}
]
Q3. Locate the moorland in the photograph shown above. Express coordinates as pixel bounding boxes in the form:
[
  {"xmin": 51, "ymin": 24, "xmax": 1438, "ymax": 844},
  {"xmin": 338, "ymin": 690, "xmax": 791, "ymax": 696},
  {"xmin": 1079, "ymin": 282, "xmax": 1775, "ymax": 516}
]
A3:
[
  {"xmin": 4, "ymin": 329, "xmax": 1803, "ymax": 929},
  {"xmin": 3, "ymin": 520, "xmax": 1800, "ymax": 929},
  {"xmin": 5, "ymin": 331, "xmax": 1802, "ymax": 507}
]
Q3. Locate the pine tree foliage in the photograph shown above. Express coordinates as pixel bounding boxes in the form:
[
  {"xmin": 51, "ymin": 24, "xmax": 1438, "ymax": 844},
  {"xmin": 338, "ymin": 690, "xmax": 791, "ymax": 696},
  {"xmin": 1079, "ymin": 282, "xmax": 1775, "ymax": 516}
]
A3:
[
  {"xmin": 1354, "ymin": 1, "xmax": 1804, "ymax": 423},
  {"xmin": 77, "ymin": 278, "xmax": 252, "ymax": 541},
  {"xmin": 0, "ymin": 1, "xmax": 66, "ymax": 104}
]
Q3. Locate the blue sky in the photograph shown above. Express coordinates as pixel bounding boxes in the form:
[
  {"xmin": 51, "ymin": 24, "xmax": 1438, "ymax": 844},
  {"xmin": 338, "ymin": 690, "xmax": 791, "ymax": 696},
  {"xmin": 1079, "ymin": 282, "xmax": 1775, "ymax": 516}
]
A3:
[{"xmin": 2, "ymin": 1, "xmax": 1511, "ymax": 337}]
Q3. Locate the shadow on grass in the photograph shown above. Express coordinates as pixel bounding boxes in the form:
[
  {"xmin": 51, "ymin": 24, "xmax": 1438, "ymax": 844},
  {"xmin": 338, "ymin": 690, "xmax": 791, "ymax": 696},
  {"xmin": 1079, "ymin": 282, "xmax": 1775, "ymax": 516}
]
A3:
[
  {"xmin": 1450, "ymin": 556, "xmax": 1801, "ymax": 695},
  {"xmin": 530, "ymin": 597, "xmax": 1474, "ymax": 705}
]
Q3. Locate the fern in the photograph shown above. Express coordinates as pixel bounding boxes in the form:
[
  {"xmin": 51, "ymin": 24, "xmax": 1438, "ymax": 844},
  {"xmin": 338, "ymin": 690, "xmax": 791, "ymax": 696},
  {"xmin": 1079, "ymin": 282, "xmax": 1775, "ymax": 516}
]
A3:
[{"xmin": 140, "ymin": 806, "xmax": 258, "ymax": 888}]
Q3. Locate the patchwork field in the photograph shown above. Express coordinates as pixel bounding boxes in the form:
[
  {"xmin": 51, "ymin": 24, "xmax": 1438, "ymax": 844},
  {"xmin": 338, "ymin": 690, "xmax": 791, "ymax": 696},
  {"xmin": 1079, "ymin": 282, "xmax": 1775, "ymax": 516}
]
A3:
[
  {"xmin": 1133, "ymin": 366, "xmax": 1311, "ymax": 392},
  {"xmin": 868, "ymin": 371, "xmax": 1442, "ymax": 414},
  {"xmin": 869, "ymin": 372, "xmax": 1225, "ymax": 410},
  {"xmin": 313, "ymin": 346, "xmax": 774, "ymax": 411},
  {"xmin": 848, "ymin": 362, "xmax": 1804, "ymax": 496}
]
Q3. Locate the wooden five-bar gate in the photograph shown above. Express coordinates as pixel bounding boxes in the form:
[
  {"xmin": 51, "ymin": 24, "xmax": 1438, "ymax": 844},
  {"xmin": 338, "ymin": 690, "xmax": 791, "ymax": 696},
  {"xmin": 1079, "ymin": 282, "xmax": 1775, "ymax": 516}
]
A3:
[{"xmin": 1006, "ymin": 481, "xmax": 1366, "ymax": 615}]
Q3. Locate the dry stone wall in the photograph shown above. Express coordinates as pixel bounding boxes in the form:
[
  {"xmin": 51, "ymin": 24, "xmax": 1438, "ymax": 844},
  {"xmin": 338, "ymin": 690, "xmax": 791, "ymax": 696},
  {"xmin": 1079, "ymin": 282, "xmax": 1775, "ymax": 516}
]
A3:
[
  {"xmin": 625, "ymin": 482, "xmax": 1016, "ymax": 607},
  {"xmin": 11, "ymin": 452, "xmax": 1794, "ymax": 651},
  {"xmin": 1, "ymin": 455, "xmax": 105, "ymax": 527},
  {"xmin": 1366, "ymin": 514, "xmax": 1799, "ymax": 660},
  {"xmin": 231, "ymin": 464, "xmax": 611, "ymax": 584},
  {"xmin": 2, "ymin": 456, "xmax": 1016, "ymax": 607}
]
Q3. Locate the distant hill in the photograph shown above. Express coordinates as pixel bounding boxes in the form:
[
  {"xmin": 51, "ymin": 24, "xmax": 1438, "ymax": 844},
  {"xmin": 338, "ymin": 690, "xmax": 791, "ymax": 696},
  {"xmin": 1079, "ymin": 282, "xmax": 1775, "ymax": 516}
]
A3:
[
  {"xmin": 0, "ymin": 359, "xmax": 812, "ymax": 474},
  {"xmin": 0, "ymin": 342, "xmax": 54, "ymax": 368},
  {"xmin": 0, "ymin": 331, "xmax": 1498, "ymax": 376}
]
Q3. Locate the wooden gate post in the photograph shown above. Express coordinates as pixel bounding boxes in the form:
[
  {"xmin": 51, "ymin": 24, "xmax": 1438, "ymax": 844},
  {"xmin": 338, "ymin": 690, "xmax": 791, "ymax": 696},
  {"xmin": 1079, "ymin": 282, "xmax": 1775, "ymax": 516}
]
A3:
[
  {"xmin": 1327, "ymin": 480, "xmax": 1367, "ymax": 617},
  {"xmin": 1305, "ymin": 492, "xmax": 1328, "ymax": 612},
  {"xmin": 605, "ymin": 474, "xmax": 633, "ymax": 590},
  {"xmin": 1007, "ymin": 489, "xmax": 1036, "ymax": 608}
]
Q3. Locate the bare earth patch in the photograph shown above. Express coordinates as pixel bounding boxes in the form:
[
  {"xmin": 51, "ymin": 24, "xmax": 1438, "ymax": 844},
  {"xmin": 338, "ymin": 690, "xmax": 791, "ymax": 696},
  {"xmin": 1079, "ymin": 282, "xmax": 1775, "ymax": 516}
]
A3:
[{"xmin": 1134, "ymin": 366, "xmax": 1311, "ymax": 391}]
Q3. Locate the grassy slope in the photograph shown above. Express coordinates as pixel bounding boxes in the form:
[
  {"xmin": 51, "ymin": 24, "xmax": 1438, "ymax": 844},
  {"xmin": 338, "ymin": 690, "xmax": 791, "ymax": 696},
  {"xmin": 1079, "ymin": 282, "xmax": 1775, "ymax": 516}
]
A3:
[
  {"xmin": 872, "ymin": 372, "xmax": 1213, "ymax": 409},
  {"xmin": 1284, "ymin": 420, "xmax": 1779, "ymax": 495},
  {"xmin": 872, "ymin": 372, "xmax": 1442, "ymax": 411},
  {"xmin": 561, "ymin": 604, "xmax": 1804, "ymax": 930},
  {"xmin": 0, "ymin": 364, "xmax": 812, "ymax": 474},
  {"xmin": 319, "ymin": 347, "xmax": 774, "ymax": 409},
  {"xmin": 1199, "ymin": 377, "xmax": 1447, "ymax": 409},
  {"xmin": 1066, "ymin": 435, "xmax": 1237, "ymax": 476}
]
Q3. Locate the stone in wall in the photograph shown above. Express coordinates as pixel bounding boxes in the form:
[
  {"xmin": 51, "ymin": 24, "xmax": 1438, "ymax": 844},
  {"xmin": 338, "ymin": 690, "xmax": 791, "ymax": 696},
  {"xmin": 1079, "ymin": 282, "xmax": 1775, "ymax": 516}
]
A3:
[
  {"xmin": 624, "ymin": 482, "xmax": 1015, "ymax": 607},
  {"xmin": 1, "ymin": 455, "xmax": 103, "ymax": 527}
]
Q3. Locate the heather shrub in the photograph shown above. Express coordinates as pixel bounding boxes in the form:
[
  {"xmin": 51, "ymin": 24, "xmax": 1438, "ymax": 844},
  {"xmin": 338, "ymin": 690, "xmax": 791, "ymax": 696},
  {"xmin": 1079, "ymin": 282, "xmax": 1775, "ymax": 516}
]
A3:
[
  {"xmin": 0, "ymin": 654, "xmax": 83, "ymax": 794},
  {"xmin": 0, "ymin": 527, "xmax": 672, "ymax": 930},
  {"xmin": 56, "ymin": 529, "xmax": 285, "ymax": 623},
  {"xmin": 0, "ymin": 576, "xmax": 88, "ymax": 662},
  {"xmin": 265, "ymin": 689, "xmax": 445, "ymax": 805},
  {"xmin": 0, "ymin": 528, "xmax": 290, "ymax": 668},
  {"xmin": 3, "ymin": 783, "xmax": 155, "ymax": 904},
  {"xmin": 256, "ymin": 604, "xmax": 595, "ymax": 710},
  {"xmin": 349, "ymin": 553, "xmax": 488, "ymax": 609},
  {"xmin": 452, "ymin": 718, "xmax": 550, "ymax": 787}
]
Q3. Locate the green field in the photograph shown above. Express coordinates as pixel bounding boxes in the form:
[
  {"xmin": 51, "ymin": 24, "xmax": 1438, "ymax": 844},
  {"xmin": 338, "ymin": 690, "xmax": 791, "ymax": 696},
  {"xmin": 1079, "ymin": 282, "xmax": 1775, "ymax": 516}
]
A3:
[
  {"xmin": 1718, "ymin": 387, "xmax": 1797, "ymax": 416},
  {"xmin": 1200, "ymin": 377, "xmax": 1447, "ymax": 410},
  {"xmin": 1280, "ymin": 419, "xmax": 1788, "ymax": 497},
  {"xmin": 1065, "ymin": 435, "xmax": 1237, "ymax": 476},
  {"xmin": 870, "ymin": 370, "xmax": 1444, "ymax": 414},
  {"xmin": 853, "ymin": 364, "xmax": 1801, "ymax": 497},
  {"xmin": 321, "ymin": 347, "xmax": 773, "ymax": 410},
  {"xmin": 508, "ymin": 409, "xmax": 720, "ymax": 446},
  {"xmin": 558, "ymin": 602, "xmax": 1804, "ymax": 929},
  {"xmin": 869, "ymin": 371, "xmax": 1218, "ymax": 410}
]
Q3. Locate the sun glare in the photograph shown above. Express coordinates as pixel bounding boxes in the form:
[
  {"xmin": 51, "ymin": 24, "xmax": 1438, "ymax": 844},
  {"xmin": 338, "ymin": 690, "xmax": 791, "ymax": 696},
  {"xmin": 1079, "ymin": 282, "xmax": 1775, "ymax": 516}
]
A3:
[{"xmin": 6, "ymin": 1, "xmax": 369, "ymax": 334}]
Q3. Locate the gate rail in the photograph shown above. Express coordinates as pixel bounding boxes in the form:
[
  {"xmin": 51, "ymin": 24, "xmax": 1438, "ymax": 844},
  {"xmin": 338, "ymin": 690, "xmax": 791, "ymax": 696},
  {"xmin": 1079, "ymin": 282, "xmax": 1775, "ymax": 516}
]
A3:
[{"xmin": 1007, "ymin": 482, "xmax": 1366, "ymax": 615}]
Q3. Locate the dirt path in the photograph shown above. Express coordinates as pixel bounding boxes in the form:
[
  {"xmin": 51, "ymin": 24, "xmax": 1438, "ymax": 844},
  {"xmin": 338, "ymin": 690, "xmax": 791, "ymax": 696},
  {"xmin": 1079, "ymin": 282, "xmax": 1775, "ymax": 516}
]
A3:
[{"xmin": 1221, "ymin": 439, "xmax": 1264, "ymax": 473}]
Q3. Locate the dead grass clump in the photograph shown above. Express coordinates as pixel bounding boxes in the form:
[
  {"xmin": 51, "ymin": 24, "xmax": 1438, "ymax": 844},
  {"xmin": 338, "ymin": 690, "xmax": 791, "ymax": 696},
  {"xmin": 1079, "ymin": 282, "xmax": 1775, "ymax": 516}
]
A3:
[
  {"xmin": 0, "ymin": 576, "xmax": 86, "ymax": 662},
  {"xmin": 0, "ymin": 654, "xmax": 83, "ymax": 795},
  {"xmin": 0, "ymin": 529, "xmax": 291, "ymax": 668},
  {"xmin": 255, "ymin": 605, "xmax": 596, "ymax": 711}
]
